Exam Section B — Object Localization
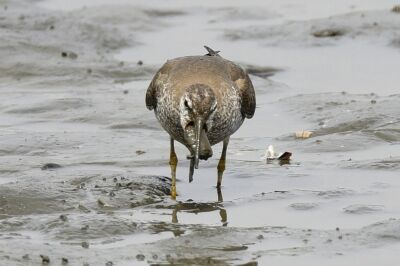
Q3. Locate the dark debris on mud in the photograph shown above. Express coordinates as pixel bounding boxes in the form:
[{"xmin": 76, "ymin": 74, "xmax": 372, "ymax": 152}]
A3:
[{"xmin": 312, "ymin": 28, "xmax": 346, "ymax": 38}]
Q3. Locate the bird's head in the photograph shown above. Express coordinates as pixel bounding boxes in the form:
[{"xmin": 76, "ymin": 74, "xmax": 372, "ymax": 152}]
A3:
[{"xmin": 179, "ymin": 84, "xmax": 217, "ymax": 168}]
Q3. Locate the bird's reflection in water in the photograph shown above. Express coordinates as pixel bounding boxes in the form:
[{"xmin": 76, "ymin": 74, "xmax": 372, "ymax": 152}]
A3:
[{"xmin": 171, "ymin": 188, "xmax": 228, "ymax": 226}]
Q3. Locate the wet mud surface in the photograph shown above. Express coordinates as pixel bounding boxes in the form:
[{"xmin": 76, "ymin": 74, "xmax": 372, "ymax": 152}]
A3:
[{"xmin": 1, "ymin": 0, "xmax": 400, "ymax": 265}]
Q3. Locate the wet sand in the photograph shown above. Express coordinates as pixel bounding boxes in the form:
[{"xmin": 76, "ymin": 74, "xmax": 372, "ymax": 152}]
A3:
[{"xmin": 1, "ymin": 0, "xmax": 400, "ymax": 265}]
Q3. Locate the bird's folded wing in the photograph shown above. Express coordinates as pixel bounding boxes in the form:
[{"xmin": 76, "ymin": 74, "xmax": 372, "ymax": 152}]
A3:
[
  {"xmin": 228, "ymin": 63, "xmax": 256, "ymax": 119},
  {"xmin": 145, "ymin": 62, "xmax": 173, "ymax": 110}
]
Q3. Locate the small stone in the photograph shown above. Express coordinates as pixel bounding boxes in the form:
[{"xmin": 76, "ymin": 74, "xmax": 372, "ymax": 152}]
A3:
[
  {"xmin": 295, "ymin": 130, "xmax": 313, "ymax": 139},
  {"xmin": 81, "ymin": 241, "xmax": 89, "ymax": 248},
  {"xmin": 106, "ymin": 261, "xmax": 113, "ymax": 266},
  {"xmin": 61, "ymin": 51, "xmax": 78, "ymax": 59},
  {"xmin": 103, "ymin": 177, "xmax": 107, "ymax": 181},
  {"xmin": 137, "ymin": 60, "xmax": 143, "ymax": 66},
  {"xmin": 40, "ymin": 255, "xmax": 50, "ymax": 264},
  {"xmin": 49, "ymin": 25, "xmax": 55, "ymax": 30},
  {"xmin": 86, "ymin": 68, "xmax": 92, "ymax": 74},
  {"xmin": 152, "ymin": 254, "xmax": 158, "ymax": 260},
  {"xmin": 62, "ymin": 257, "xmax": 69, "ymax": 264},
  {"xmin": 83, "ymin": 263, "xmax": 90, "ymax": 266},
  {"xmin": 59, "ymin": 214, "xmax": 68, "ymax": 222},
  {"xmin": 257, "ymin": 234, "xmax": 264, "ymax": 240},
  {"xmin": 371, "ymin": 99, "xmax": 377, "ymax": 104},
  {"xmin": 136, "ymin": 150, "xmax": 145, "ymax": 155},
  {"xmin": 312, "ymin": 29, "xmax": 344, "ymax": 38},
  {"xmin": 109, "ymin": 191, "xmax": 116, "ymax": 197},
  {"xmin": 392, "ymin": 5, "xmax": 400, "ymax": 13},
  {"xmin": 119, "ymin": 61, "xmax": 124, "ymax": 67},
  {"xmin": 41, "ymin": 163, "xmax": 61, "ymax": 170},
  {"xmin": 336, "ymin": 227, "xmax": 340, "ymax": 231},
  {"xmin": 338, "ymin": 235, "xmax": 343, "ymax": 240},
  {"xmin": 113, "ymin": 177, "xmax": 118, "ymax": 182},
  {"xmin": 136, "ymin": 254, "xmax": 145, "ymax": 261},
  {"xmin": 123, "ymin": 89, "xmax": 129, "ymax": 94},
  {"xmin": 22, "ymin": 254, "xmax": 30, "ymax": 260}
]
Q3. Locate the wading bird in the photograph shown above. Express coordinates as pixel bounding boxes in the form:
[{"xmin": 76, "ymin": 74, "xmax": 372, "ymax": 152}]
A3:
[{"xmin": 145, "ymin": 46, "xmax": 255, "ymax": 199}]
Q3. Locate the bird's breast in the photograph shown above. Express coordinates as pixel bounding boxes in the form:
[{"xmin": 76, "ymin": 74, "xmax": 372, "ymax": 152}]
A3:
[{"xmin": 206, "ymin": 94, "xmax": 244, "ymax": 145}]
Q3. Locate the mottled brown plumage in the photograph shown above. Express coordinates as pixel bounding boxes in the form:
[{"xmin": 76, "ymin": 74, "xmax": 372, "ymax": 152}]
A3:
[{"xmin": 146, "ymin": 47, "xmax": 255, "ymax": 198}]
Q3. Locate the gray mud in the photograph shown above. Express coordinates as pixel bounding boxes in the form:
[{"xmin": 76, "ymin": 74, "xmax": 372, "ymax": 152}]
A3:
[
  {"xmin": 224, "ymin": 9, "xmax": 400, "ymax": 47},
  {"xmin": 1, "ymin": 0, "xmax": 400, "ymax": 265}
]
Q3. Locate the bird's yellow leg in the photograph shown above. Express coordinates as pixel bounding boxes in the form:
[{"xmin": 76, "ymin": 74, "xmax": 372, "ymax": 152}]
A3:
[
  {"xmin": 217, "ymin": 137, "xmax": 230, "ymax": 188},
  {"xmin": 169, "ymin": 137, "xmax": 178, "ymax": 199}
]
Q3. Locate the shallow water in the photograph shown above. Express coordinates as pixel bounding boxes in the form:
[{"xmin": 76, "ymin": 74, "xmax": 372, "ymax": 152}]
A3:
[{"xmin": 1, "ymin": 0, "xmax": 400, "ymax": 265}]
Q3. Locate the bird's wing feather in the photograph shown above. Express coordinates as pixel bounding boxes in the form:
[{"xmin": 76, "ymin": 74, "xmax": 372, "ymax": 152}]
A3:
[
  {"xmin": 145, "ymin": 61, "xmax": 173, "ymax": 110},
  {"xmin": 228, "ymin": 62, "xmax": 256, "ymax": 119}
]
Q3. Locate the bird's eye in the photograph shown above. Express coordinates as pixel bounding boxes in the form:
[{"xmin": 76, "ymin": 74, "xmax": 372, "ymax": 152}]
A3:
[{"xmin": 184, "ymin": 100, "xmax": 190, "ymax": 109}]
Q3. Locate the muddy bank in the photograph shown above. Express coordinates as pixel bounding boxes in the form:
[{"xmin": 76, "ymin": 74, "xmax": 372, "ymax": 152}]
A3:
[
  {"xmin": 224, "ymin": 9, "xmax": 400, "ymax": 48},
  {"xmin": 278, "ymin": 93, "xmax": 400, "ymax": 150},
  {"xmin": 0, "ymin": 0, "xmax": 179, "ymax": 85}
]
